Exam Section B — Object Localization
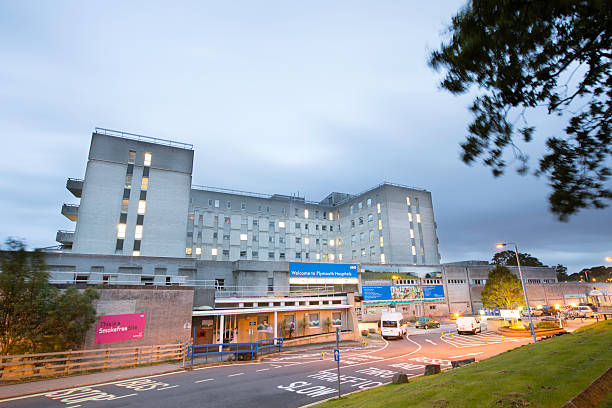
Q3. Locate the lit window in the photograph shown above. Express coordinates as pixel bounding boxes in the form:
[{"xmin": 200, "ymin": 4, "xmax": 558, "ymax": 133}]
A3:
[
  {"xmin": 328, "ymin": 212, "xmax": 334, "ymax": 221},
  {"xmin": 125, "ymin": 174, "xmax": 132, "ymax": 188},
  {"xmin": 369, "ymin": 230, "xmax": 375, "ymax": 240},
  {"xmin": 406, "ymin": 197, "xmax": 411, "ymax": 206},
  {"xmin": 330, "ymin": 239, "xmax": 335, "ymax": 247},
  {"xmin": 185, "ymin": 247, "xmax": 192, "ymax": 255},
  {"xmin": 132, "ymin": 250, "xmax": 140, "ymax": 256},
  {"xmin": 117, "ymin": 223, "xmax": 126, "ymax": 238},
  {"xmin": 316, "ymin": 253, "xmax": 320, "ymax": 260},
  {"xmin": 304, "ymin": 209, "xmax": 309, "ymax": 218},
  {"xmin": 378, "ymin": 220, "xmax": 382, "ymax": 230},
  {"xmin": 379, "ymin": 237, "xmax": 384, "ymax": 247},
  {"xmin": 361, "ymin": 248, "xmax": 366, "ymax": 257},
  {"xmin": 141, "ymin": 177, "xmax": 148, "ymax": 190},
  {"xmin": 350, "ymin": 205, "xmax": 354, "ymax": 214},
  {"xmin": 368, "ymin": 214, "xmax": 373, "ymax": 222},
  {"xmin": 367, "ymin": 198, "xmax": 372, "ymax": 207},
  {"xmin": 380, "ymin": 253, "xmax": 386, "ymax": 263},
  {"xmin": 412, "ymin": 246, "xmax": 417, "ymax": 256},
  {"xmin": 338, "ymin": 253, "xmax": 343, "ymax": 261},
  {"xmin": 214, "ymin": 200, "xmax": 219, "ymax": 208},
  {"xmin": 329, "ymin": 254, "xmax": 335, "ymax": 261},
  {"xmin": 358, "ymin": 202, "xmax": 363, "ymax": 209},
  {"xmin": 420, "ymin": 246, "xmax": 424, "ymax": 255},
  {"xmin": 322, "ymin": 254, "xmax": 328, "ymax": 260},
  {"xmin": 304, "ymin": 237, "xmax": 310, "ymax": 245},
  {"xmin": 211, "ymin": 248, "xmax": 218, "ymax": 256},
  {"xmin": 196, "ymin": 247, "xmax": 202, "ymax": 255},
  {"xmin": 137, "ymin": 200, "xmax": 146, "ymax": 215},
  {"xmin": 408, "ymin": 213, "xmax": 413, "ymax": 222},
  {"xmin": 134, "ymin": 225, "xmax": 143, "ymax": 239},
  {"xmin": 377, "ymin": 203, "xmax": 381, "ymax": 213},
  {"xmin": 121, "ymin": 199, "xmax": 129, "ymax": 212},
  {"xmin": 416, "ymin": 214, "xmax": 421, "ymax": 223},
  {"xmin": 128, "ymin": 150, "xmax": 136, "ymax": 164},
  {"xmin": 279, "ymin": 221, "xmax": 286, "ymax": 228},
  {"xmin": 240, "ymin": 233, "xmax": 248, "ymax": 241},
  {"xmin": 410, "ymin": 229, "xmax": 415, "ymax": 238},
  {"xmin": 144, "ymin": 152, "xmax": 152, "ymax": 166}
]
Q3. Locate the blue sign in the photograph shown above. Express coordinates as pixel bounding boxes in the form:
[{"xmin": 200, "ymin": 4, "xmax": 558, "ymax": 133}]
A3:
[
  {"xmin": 421, "ymin": 285, "xmax": 445, "ymax": 299},
  {"xmin": 334, "ymin": 349, "xmax": 340, "ymax": 362},
  {"xmin": 289, "ymin": 263, "xmax": 358, "ymax": 278},
  {"xmin": 362, "ymin": 286, "xmax": 392, "ymax": 301}
]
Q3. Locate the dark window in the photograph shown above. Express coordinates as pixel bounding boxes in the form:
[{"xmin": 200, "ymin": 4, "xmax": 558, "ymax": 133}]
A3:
[
  {"xmin": 115, "ymin": 239, "xmax": 124, "ymax": 250},
  {"xmin": 123, "ymin": 189, "xmax": 130, "ymax": 199},
  {"xmin": 165, "ymin": 276, "xmax": 171, "ymax": 286},
  {"xmin": 137, "ymin": 214, "xmax": 144, "ymax": 225},
  {"xmin": 141, "ymin": 276, "xmax": 154, "ymax": 286},
  {"xmin": 215, "ymin": 279, "xmax": 225, "ymax": 290},
  {"xmin": 133, "ymin": 240, "xmax": 141, "ymax": 250},
  {"xmin": 139, "ymin": 190, "xmax": 147, "ymax": 200},
  {"xmin": 120, "ymin": 213, "xmax": 128, "ymax": 223},
  {"xmin": 127, "ymin": 163, "xmax": 134, "ymax": 174},
  {"xmin": 267, "ymin": 278, "xmax": 274, "ymax": 292},
  {"xmin": 142, "ymin": 166, "xmax": 150, "ymax": 177}
]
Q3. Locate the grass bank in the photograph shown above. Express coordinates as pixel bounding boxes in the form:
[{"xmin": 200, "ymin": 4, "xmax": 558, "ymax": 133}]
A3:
[{"xmin": 319, "ymin": 321, "xmax": 612, "ymax": 408}]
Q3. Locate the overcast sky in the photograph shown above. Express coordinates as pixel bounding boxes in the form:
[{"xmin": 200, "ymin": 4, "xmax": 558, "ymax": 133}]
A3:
[{"xmin": 0, "ymin": 1, "xmax": 610, "ymax": 274}]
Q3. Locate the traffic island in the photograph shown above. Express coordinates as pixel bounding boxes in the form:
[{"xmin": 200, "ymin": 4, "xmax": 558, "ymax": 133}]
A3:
[{"xmin": 497, "ymin": 326, "xmax": 566, "ymax": 337}]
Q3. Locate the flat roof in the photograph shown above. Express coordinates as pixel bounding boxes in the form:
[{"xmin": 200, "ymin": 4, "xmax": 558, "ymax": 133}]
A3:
[{"xmin": 193, "ymin": 304, "xmax": 352, "ymax": 316}]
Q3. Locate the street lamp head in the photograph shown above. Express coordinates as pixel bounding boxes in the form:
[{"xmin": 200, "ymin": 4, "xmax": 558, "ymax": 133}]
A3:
[
  {"xmin": 496, "ymin": 243, "xmax": 506, "ymax": 249},
  {"xmin": 605, "ymin": 257, "xmax": 612, "ymax": 262}
]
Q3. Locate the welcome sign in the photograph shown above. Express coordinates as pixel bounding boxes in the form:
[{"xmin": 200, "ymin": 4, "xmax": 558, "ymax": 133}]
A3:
[
  {"xmin": 289, "ymin": 263, "xmax": 359, "ymax": 284},
  {"xmin": 94, "ymin": 313, "xmax": 146, "ymax": 344}
]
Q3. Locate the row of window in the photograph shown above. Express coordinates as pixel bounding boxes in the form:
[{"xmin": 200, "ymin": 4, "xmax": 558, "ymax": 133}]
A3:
[
  {"xmin": 187, "ymin": 247, "xmax": 344, "ymax": 261},
  {"xmin": 202, "ymin": 216, "xmax": 340, "ymax": 232},
  {"xmin": 447, "ymin": 279, "xmax": 466, "ymax": 284},
  {"xmin": 206, "ymin": 199, "xmax": 337, "ymax": 220}
]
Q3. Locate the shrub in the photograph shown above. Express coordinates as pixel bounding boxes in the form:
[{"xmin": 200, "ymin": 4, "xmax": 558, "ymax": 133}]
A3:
[{"xmin": 536, "ymin": 321, "xmax": 559, "ymax": 330}]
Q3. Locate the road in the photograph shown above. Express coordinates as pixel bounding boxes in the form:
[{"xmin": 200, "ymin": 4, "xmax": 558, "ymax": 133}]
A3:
[{"xmin": 0, "ymin": 328, "xmax": 530, "ymax": 408}]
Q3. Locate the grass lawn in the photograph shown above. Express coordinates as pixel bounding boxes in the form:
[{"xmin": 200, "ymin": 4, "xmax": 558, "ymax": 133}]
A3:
[{"xmin": 319, "ymin": 321, "xmax": 612, "ymax": 408}]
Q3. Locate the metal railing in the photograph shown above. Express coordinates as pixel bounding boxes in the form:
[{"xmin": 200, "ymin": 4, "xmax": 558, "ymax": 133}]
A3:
[
  {"xmin": 94, "ymin": 127, "xmax": 194, "ymax": 150},
  {"xmin": 186, "ymin": 338, "xmax": 283, "ymax": 365}
]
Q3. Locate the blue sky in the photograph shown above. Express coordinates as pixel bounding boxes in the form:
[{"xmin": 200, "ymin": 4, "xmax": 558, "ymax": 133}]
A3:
[{"xmin": 0, "ymin": 1, "xmax": 610, "ymax": 273}]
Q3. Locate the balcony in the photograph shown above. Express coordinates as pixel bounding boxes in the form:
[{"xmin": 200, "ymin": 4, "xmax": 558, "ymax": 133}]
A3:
[
  {"xmin": 61, "ymin": 204, "xmax": 79, "ymax": 221},
  {"xmin": 66, "ymin": 178, "xmax": 83, "ymax": 198},
  {"xmin": 56, "ymin": 230, "xmax": 74, "ymax": 245}
]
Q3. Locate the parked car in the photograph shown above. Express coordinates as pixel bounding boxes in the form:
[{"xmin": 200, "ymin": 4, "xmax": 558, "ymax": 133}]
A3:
[
  {"xmin": 521, "ymin": 307, "xmax": 543, "ymax": 317},
  {"xmin": 579, "ymin": 303, "xmax": 598, "ymax": 312},
  {"xmin": 540, "ymin": 305, "xmax": 557, "ymax": 316},
  {"xmin": 456, "ymin": 316, "xmax": 487, "ymax": 334},
  {"xmin": 576, "ymin": 305, "xmax": 596, "ymax": 318},
  {"xmin": 415, "ymin": 317, "xmax": 440, "ymax": 329}
]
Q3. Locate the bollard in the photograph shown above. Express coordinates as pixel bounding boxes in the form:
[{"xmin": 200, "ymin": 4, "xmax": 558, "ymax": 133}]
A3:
[
  {"xmin": 501, "ymin": 335, "xmax": 504, "ymax": 342},
  {"xmin": 321, "ymin": 352, "xmax": 325, "ymax": 360},
  {"xmin": 485, "ymin": 338, "xmax": 488, "ymax": 344},
  {"xmin": 451, "ymin": 334, "xmax": 454, "ymax": 340}
]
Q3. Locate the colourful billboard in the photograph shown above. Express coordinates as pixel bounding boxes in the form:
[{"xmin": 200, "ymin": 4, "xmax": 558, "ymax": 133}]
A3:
[
  {"xmin": 362, "ymin": 285, "xmax": 445, "ymax": 303},
  {"xmin": 94, "ymin": 313, "xmax": 146, "ymax": 345}
]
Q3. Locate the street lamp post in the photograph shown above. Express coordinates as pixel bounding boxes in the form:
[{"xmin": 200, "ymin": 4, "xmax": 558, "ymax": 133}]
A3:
[{"xmin": 496, "ymin": 242, "xmax": 537, "ymax": 344}]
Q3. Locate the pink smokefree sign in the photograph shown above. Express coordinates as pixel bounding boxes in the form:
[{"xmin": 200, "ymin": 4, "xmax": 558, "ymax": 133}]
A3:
[{"xmin": 94, "ymin": 313, "xmax": 146, "ymax": 344}]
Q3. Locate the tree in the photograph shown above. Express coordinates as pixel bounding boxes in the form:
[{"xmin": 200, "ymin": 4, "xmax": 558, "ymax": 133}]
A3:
[
  {"xmin": 429, "ymin": 1, "xmax": 611, "ymax": 221},
  {"xmin": 481, "ymin": 265, "xmax": 525, "ymax": 309},
  {"xmin": 0, "ymin": 239, "xmax": 98, "ymax": 354},
  {"xmin": 577, "ymin": 265, "xmax": 612, "ymax": 282},
  {"xmin": 554, "ymin": 264, "xmax": 568, "ymax": 282},
  {"xmin": 491, "ymin": 250, "xmax": 544, "ymax": 267}
]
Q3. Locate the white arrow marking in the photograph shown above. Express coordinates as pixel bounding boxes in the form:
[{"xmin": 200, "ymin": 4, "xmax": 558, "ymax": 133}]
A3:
[
  {"xmin": 425, "ymin": 339, "xmax": 437, "ymax": 345},
  {"xmin": 448, "ymin": 352, "xmax": 483, "ymax": 358}
]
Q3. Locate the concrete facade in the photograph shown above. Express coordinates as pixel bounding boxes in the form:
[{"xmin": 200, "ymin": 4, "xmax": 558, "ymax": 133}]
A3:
[
  {"xmin": 58, "ymin": 128, "xmax": 440, "ymax": 265},
  {"xmin": 82, "ymin": 286, "xmax": 194, "ymax": 349}
]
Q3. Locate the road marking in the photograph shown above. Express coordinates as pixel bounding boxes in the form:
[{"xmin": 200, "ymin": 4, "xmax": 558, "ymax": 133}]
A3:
[
  {"xmin": 158, "ymin": 385, "xmax": 180, "ymax": 390},
  {"xmin": 195, "ymin": 378, "xmax": 214, "ymax": 383},
  {"xmin": 448, "ymin": 352, "xmax": 483, "ymax": 358},
  {"xmin": 256, "ymin": 368, "xmax": 270, "ymax": 372},
  {"xmin": 228, "ymin": 373, "xmax": 244, "ymax": 377},
  {"xmin": 425, "ymin": 339, "xmax": 437, "ymax": 345}
]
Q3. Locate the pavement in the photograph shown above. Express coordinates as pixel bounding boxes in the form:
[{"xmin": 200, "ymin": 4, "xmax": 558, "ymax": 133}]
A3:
[{"xmin": 0, "ymin": 318, "xmax": 599, "ymax": 407}]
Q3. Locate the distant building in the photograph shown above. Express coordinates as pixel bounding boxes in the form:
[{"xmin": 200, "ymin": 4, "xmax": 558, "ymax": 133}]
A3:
[{"xmin": 58, "ymin": 128, "xmax": 441, "ymax": 265}]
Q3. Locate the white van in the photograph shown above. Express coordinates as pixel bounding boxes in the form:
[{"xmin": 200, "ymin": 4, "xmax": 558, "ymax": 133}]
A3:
[
  {"xmin": 380, "ymin": 312, "xmax": 408, "ymax": 340},
  {"xmin": 456, "ymin": 316, "xmax": 487, "ymax": 335}
]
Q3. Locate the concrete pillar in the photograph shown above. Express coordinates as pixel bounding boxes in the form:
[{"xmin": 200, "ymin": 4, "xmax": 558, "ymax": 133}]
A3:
[
  {"xmin": 273, "ymin": 311, "xmax": 278, "ymax": 344},
  {"xmin": 219, "ymin": 314, "xmax": 224, "ymax": 352}
]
